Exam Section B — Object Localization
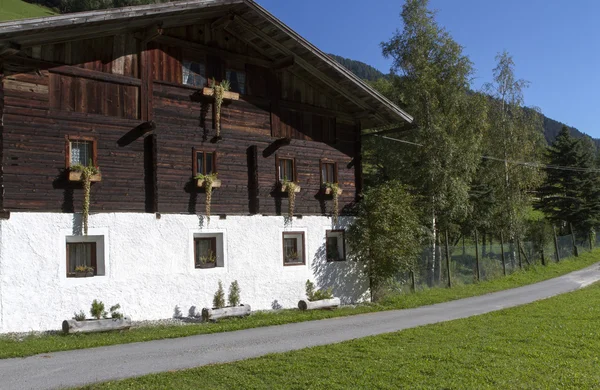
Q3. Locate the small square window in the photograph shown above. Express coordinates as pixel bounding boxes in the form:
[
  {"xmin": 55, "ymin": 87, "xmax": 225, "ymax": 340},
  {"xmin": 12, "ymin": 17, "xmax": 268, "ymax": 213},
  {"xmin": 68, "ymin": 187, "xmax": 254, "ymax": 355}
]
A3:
[
  {"xmin": 278, "ymin": 158, "xmax": 295, "ymax": 182},
  {"xmin": 65, "ymin": 235, "xmax": 105, "ymax": 278},
  {"xmin": 326, "ymin": 230, "xmax": 346, "ymax": 261},
  {"xmin": 283, "ymin": 232, "xmax": 305, "ymax": 266},
  {"xmin": 66, "ymin": 137, "xmax": 97, "ymax": 168},
  {"xmin": 195, "ymin": 151, "xmax": 216, "ymax": 176},
  {"xmin": 194, "ymin": 237, "xmax": 217, "ymax": 269},
  {"xmin": 183, "ymin": 59, "xmax": 207, "ymax": 87},
  {"xmin": 226, "ymin": 69, "xmax": 246, "ymax": 94},
  {"xmin": 321, "ymin": 162, "xmax": 337, "ymax": 184}
]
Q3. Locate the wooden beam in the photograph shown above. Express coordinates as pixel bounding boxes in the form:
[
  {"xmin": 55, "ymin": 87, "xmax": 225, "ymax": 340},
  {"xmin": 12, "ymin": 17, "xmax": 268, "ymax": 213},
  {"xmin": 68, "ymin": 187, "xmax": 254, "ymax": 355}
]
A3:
[
  {"xmin": 152, "ymin": 34, "xmax": 272, "ymax": 68},
  {"xmin": 139, "ymin": 24, "xmax": 164, "ymax": 44},
  {"xmin": 271, "ymin": 55, "xmax": 295, "ymax": 70},
  {"xmin": 210, "ymin": 13, "xmax": 235, "ymax": 30},
  {"xmin": 49, "ymin": 65, "xmax": 142, "ymax": 87},
  {"xmin": 229, "ymin": 15, "xmax": 373, "ymax": 113}
]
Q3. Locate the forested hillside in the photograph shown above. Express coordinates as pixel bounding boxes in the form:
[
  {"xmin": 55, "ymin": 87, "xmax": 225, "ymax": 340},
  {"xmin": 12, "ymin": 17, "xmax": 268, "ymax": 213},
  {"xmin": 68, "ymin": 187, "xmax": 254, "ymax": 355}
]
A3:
[{"xmin": 330, "ymin": 55, "xmax": 598, "ymax": 147}]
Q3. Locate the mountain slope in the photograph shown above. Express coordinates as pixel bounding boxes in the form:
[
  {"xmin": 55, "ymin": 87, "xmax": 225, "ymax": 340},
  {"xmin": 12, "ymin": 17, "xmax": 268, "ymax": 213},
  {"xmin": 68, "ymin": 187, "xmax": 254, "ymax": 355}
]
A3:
[
  {"xmin": 0, "ymin": 0, "xmax": 55, "ymax": 21},
  {"xmin": 330, "ymin": 54, "xmax": 598, "ymax": 146}
]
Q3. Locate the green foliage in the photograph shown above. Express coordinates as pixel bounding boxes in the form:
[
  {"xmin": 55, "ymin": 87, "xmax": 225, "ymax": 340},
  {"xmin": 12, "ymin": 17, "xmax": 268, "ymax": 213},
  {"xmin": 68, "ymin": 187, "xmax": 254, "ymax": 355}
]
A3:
[
  {"xmin": 324, "ymin": 182, "xmax": 340, "ymax": 223},
  {"xmin": 228, "ymin": 281, "xmax": 241, "ymax": 307},
  {"xmin": 2, "ymin": 250, "xmax": 598, "ymax": 359},
  {"xmin": 348, "ymin": 181, "xmax": 421, "ymax": 298},
  {"xmin": 282, "ymin": 179, "xmax": 298, "ymax": 220},
  {"xmin": 194, "ymin": 172, "xmax": 218, "ymax": 223},
  {"xmin": 209, "ymin": 78, "xmax": 231, "ymax": 138},
  {"xmin": 73, "ymin": 310, "xmax": 86, "ymax": 321},
  {"xmin": 94, "ymin": 283, "xmax": 600, "ymax": 389},
  {"xmin": 109, "ymin": 304, "xmax": 123, "ymax": 320},
  {"xmin": 379, "ymin": 0, "xmax": 487, "ymax": 233},
  {"xmin": 305, "ymin": 280, "xmax": 333, "ymax": 302},
  {"xmin": 0, "ymin": 0, "xmax": 56, "ymax": 21},
  {"xmin": 90, "ymin": 299, "xmax": 106, "ymax": 320},
  {"xmin": 537, "ymin": 126, "xmax": 600, "ymax": 234},
  {"xmin": 71, "ymin": 161, "xmax": 100, "ymax": 235},
  {"xmin": 213, "ymin": 281, "xmax": 225, "ymax": 309}
]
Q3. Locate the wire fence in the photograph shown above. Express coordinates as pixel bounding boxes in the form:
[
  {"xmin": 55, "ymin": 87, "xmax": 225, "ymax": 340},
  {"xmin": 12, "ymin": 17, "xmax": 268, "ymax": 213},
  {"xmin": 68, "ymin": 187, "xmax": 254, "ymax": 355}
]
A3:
[{"xmin": 396, "ymin": 228, "xmax": 598, "ymax": 291}]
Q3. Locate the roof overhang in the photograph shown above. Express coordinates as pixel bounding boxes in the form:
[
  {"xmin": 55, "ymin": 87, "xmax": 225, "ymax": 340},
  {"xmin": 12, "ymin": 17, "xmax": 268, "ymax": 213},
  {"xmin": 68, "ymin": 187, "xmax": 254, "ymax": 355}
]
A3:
[{"xmin": 0, "ymin": 0, "xmax": 412, "ymax": 126}]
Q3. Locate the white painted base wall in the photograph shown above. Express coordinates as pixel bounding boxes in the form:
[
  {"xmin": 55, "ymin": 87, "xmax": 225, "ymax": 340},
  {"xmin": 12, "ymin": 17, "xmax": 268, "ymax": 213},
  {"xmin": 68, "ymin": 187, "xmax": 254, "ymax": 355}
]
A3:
[{"xmin": 0, "ymin": 213, "xmax": 368, "ymax": 334}]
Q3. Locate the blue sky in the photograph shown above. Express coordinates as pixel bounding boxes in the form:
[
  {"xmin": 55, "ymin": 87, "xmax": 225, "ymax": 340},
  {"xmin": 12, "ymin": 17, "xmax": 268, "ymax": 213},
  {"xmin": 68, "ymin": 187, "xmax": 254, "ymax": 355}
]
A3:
[{"xmin": 257, "ymin": 0, "xmax": 600, "ymax": 138}]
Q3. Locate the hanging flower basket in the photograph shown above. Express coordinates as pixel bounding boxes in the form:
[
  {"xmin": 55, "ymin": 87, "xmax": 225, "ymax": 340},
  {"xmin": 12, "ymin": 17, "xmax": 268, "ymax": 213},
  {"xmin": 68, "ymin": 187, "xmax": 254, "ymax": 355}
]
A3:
[
  {"xmin": 324, "ymin": 187, "xmax": 343, "ymax": 196},
  {"xmin": 280, "ymin": 183, "xmax": 301, "ymax": 193}
]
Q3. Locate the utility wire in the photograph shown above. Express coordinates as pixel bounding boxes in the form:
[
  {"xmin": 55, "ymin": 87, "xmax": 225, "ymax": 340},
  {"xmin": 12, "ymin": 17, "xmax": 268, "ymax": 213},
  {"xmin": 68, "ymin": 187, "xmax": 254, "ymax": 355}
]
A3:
[{"xmin": 372, "ymin": 134, "xmax": 600, "ymax": 174}]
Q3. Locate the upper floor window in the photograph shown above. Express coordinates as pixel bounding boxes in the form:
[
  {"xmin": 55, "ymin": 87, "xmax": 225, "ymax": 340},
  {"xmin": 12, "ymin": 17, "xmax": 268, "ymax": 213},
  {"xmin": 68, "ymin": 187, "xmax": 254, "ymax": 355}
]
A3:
[
  {"xmin": 277, "ymin": 157, "xmax": 296, "ymax": 183},
  {"xmin": 194, "ymin": 150, "xmax": 216, "ymax": 176},
  {"xmin": 183, "ymin": 59, "xmax": 207, "ymax": 88},
  {"xmin": 321, "ymin": 161, "xmax": 337, "ymax": 184},
  {"xmin": 226, "ymin": 69, "xmax": 246, "ymax": 94},
  {"xmin": 66, "ymin": 136, "xmax": 97, "ymax": 169}
]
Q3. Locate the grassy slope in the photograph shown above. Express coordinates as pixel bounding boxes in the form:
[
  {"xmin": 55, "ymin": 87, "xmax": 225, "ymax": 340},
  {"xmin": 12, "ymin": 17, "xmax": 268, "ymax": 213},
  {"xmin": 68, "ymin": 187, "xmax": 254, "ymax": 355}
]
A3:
[
  {"xmin": 85, "ymin": 282, "xmax": 600, "ymax": 390},
  {"xmin": 0, "ymin": 0, "xmax": 55, "ymax": 21},
  {"xmin": 2, "ymin": 250, "xmax": 600, "ymax": 359}
]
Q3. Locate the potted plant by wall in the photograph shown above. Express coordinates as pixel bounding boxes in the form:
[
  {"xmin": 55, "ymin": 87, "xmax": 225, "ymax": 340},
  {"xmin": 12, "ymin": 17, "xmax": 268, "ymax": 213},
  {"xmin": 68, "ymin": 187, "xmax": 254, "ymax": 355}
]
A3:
[
  {"xmin": 69, "ymin": 161, "xmax": 101, "ymax": 236},
  {"xmin": 323, "ymin": 182, "xmax": 342, "ymax": 224},
  {"xmin": 202, "ymin": 79, "xmax": 239, "ymax": 139},
  {"xmin": 62, "ymin": 300, "xmax": 132, "ymax": 334},
  {"xmin": 194, "ymin": 172, "xmax": 220, "ymax": 222},
  {"xmin": 285, "ymin": 250, "xmax": 299, "ymax": 264},
  {"xmin": 74, "ymin": 265, "xmax": 94, "ymax": 278},
  {"xmin": 202, "ymin": 280, "xmax": 251, "ymax": 321},
  {"xmin": 281, "ymin": 178, "xmax": 300, "ymax": 219},
  {"xmin": 298, "ymin": 279, "xmax": 340, "ymax": 311},
  {"xmin": 197, "ymin": 250, "xmax": 217, "ymax": 269}
]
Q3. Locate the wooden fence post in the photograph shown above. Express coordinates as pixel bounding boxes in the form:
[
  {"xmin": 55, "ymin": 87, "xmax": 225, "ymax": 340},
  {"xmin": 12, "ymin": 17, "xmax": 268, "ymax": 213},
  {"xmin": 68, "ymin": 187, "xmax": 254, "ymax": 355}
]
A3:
[
  {"xmin": 445, "ymin": 230, "xmax": 452, "ymax": 288},
  {"xmin": 517, "ymin": 237, "xmax": 523, "ymax": 269},
  {"xmin": 410, "ymin": 270, "xmax": 416, "ymax": 292},
  {"xmin": 589, "ymin": 231, "xmax": 594, "ymax": 251},
  {"xmin": 541, "ymin": 247, "xmax": 546, "ymax": 266},
  {"xmin": 553, "ymin": 226, "xmax": 560, "ymax": 262},
  {"xmin": 570, "ymin": 223, "xmax": 579, "ymax": 257},
  {"xmin": 474, "ymin": 229, "xmax": 480, "ymax": 281},
  {"xmin": 500, "ymin": 231, "xmax": 506, "ymax": 276}
]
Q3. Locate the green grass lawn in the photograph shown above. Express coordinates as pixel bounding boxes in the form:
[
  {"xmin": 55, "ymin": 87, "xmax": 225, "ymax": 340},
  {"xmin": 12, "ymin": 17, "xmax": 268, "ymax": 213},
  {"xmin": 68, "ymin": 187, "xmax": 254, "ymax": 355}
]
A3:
[
  {"xmin": 1, "ymin": 249, "xmax": 599, "ymax": 360},
  {"xmin": 83, "ymin": 281, "xmax": 600, "ymax": 390},
  {"xmin": 0, "ymin": 0, "xmax": 56, "ymax": 21}
]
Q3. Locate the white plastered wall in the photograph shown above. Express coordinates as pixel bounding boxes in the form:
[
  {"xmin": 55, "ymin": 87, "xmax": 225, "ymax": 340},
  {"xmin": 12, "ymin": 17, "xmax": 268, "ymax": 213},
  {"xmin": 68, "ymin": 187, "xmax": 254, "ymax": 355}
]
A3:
[{"xmin": 0, "ymin": 213, "xmax": 368, "ymax": 333}]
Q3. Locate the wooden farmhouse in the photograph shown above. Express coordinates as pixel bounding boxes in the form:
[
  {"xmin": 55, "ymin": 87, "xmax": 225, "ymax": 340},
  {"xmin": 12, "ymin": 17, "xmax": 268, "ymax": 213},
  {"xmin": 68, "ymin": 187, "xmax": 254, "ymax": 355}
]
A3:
[{"xmin": 0, "ymin": 0, "xmax": 412, "ymax": 333}]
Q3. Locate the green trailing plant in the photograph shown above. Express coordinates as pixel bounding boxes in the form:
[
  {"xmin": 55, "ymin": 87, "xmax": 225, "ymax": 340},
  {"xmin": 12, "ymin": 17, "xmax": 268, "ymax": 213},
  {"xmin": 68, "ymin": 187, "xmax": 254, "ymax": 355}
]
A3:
[
  {"xmin": 109, "ymin": 304, "xmax": 124, "ymax": 319},
  {"xmin": 228, "ymin": 280, "xmax": 241, "ymax": 307},
  {"xmin": 70, "ymin": 161, "xmax": 100, "ymax": 236},
  {"xmin": 74, "ymin": 265, "xmax": 94, "ymax": 273},
  {"xmin": 210, "ymin": 78, "xmax": 231, "ymax": 139},
  {"xmin": 194, "ymin": 172, "xmax": 219, "ymax": 222},
  {"xmin": 73, "ymin": 310, "xmax": 86, "ymax": 321},
  {"xmin": 325, "ymin": 182, "xmax": 340, "ymax": 224},
  {"xmin": 90, "ymin": 299, "xmax": 107, "ymax": 320},
  {"xmin": 282, "ymin": 178, "xmax": 298, "ymax": 219},
  {"xmin": 305, "ymin": 279, "xmax": 333, "ymax": 302},
  {"xmin": 213, "ymin": 280, "xmax": 225, "ymax": 309}
]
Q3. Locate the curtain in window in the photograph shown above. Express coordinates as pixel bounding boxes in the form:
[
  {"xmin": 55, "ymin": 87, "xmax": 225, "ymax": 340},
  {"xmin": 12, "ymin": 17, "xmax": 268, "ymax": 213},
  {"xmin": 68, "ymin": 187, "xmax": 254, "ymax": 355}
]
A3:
[
  {"xmin": 68, "ymin": 243, "xmax": 92, "ymax": 272},
  {"xmin": 183, "ymin": 60, "xmax": 207, "ymax": 87},
  {"xmin": 71, "ymin": 141, "xmax": 91, "ymax": 166},
  {"xmin": 226, "ymin": 70, "xmax": 246, "ymax": 94}
]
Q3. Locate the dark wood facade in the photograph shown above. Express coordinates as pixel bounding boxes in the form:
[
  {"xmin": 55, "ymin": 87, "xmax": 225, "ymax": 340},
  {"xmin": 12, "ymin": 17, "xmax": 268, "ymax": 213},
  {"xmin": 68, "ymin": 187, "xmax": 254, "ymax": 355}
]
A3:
[{"xmin": 0, "ymin": 19, "xmax": 364, "ymax": 216}]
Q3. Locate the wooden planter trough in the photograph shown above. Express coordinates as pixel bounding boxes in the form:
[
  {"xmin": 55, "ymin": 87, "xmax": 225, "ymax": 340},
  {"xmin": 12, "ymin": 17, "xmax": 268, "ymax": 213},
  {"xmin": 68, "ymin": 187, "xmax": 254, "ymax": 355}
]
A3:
[
  {"xmin": 62, "ymin": 316, "xmax": 131, "ymax": 334},
  {"xmin": 201, "ymin": 304, "xmax": 251, "ymax": 322},
  {"xmin": 202, "ymin": 87, "xmax": 239, "ymax": 101},
  {"xmin": 69, "ymin": 171, "xmax": 102, "ymax": 182},
  {"xmin": 324, "ymin": 187, "xmax": 343, "ymax": 196},
  {"xmin": 298, "ymin": 297, "xmax": 340, "ymax": 311},
  {"xmin": 197, "ymin": 178, "xmax": 222, "ymax": 188},
  {"xmin": 280, "ymin": 184, "xmax": 301, "ymax": 193}
]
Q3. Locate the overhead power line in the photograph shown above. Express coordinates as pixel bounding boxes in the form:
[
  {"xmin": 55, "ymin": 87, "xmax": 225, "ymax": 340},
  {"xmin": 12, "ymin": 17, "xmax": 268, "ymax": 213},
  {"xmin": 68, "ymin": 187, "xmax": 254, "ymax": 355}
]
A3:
[{"xmin": 372, "ymin": 134, "xmax": 600, "ymax": 174}]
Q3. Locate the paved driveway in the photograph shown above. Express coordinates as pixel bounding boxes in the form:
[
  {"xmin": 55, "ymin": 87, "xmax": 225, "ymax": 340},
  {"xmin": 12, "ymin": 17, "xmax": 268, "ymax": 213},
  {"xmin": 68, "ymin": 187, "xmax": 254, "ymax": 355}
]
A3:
[{"xmin": 2, "ymin": 263, "xmax": 600, "ymax": 390}]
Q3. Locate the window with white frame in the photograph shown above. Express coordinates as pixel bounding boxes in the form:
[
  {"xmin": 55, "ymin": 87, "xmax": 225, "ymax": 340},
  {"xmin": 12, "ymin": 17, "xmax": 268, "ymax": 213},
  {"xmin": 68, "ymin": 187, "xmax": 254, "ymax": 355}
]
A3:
[
  {"xmin": 283, "ymin": 232, "xmax": 305, "ymax": 266},
  {"xmin": 326, "ymin": 230, "xmax": 346, "ymax": 261},
  {"xmin": 193, "ymin": 233, "xmax": 224, "ymax": 269},
  {"xmin": 66, "ymin": 235, "xmax": 105, "ymax": 277}
]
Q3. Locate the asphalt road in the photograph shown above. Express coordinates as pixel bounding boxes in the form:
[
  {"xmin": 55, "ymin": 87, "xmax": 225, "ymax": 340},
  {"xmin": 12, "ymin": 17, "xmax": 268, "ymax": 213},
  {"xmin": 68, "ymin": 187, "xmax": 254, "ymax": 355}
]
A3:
[{"xmin": 2, "ymin": 263, "xmax": 600, "ymax": 390}]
